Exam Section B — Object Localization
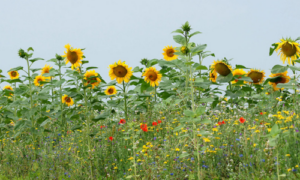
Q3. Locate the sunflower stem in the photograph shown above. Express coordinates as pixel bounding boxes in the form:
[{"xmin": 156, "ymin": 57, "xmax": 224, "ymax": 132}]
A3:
[
  {"xmin": 154, "ymin": 85, "xmax": 157, "ymax": 102},
  {"xmin": 58, "ymin": 60, "xmax": 65, "ymax": 134},
  {"xmin": 123, "ymin": 81, "xmax": 128, "ymax": 120}
]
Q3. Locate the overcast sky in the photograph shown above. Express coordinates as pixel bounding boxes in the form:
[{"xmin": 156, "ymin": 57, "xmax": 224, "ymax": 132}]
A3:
[{"xmin": 1, "ymin": 0, "xmax": 300, "ymax": 87}]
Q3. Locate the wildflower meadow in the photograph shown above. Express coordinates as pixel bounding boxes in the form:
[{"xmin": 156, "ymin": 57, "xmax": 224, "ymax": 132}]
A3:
[{"xmin": 1, "ymin": 22, "xmax": 300, "ymax": 179}]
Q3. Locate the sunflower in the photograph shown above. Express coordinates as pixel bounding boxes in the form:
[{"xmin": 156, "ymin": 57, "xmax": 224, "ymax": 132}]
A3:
[
  {"xmin": 142, "ymin": 67, "xmax": 162, "ymax": 87},
  {"xmin": 275, "ymin": 38, "xmax": 300, "ymax": 65},
  {"xmin": 269, "ymin": 71, "xmax": 290, "ymax": 91},
  {"xmin": 209, "ymin": 70, "xmax": 217, "ymax": 82},
  {"xmin": 247, "ymin": 69, "xmax": 266, "ymax": 84},
  {"xmin": 3, "ymin": 85, "xmax": 13, "ymax": 97},
  {"xmin": 62, "ymin": 94, "xmax": 74, "ymax": 106},
  {"xmin": 109, "ymin": 60, "xmax": 133, "ymax": 84},
  {"xmin": 84, "ymin": 70, "xmax": 101, "ymax": 89},
  {"xmin": 105, "ymin": 86, "xmax": 117, "ymax": 95},
  {"xmin": 34, "ymin": 75, "xmax": 46, "ymax": 87},
  {"xmin": 211, "ymin": 60, "xmax": 232, "ymax": 76},
  {"xmin": 162, "ymin": 45, "xmax": 178, "ymax": 61},
  {"xmin": 41, "ymin": 64, "xmax": 53, "ymax": 74},
  {"xmin": 8, "ymin": 71, "xmax": 19, "ymax": 80},
  {"xmin": 231, "ymin": 69, "xmax": 246, "ymax": 84},
  {"xmin": 61, "ymin": 44, "xmax": 84, "ymax": 70}
]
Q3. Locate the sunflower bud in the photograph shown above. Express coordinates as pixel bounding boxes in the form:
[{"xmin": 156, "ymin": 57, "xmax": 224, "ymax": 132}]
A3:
[
  {"xmin": 18, "ymin": 49, "xmax": 26, "ymax": 58},
  {"xmin": 180, "ymin": 46, "xmax": 189, "ymax": 54},
  {"xmin": 181, "ymin": 21, "xmax": 191, "ymax": 33},
  {"xmin": 56, "ymin": 54, "xmax": 63, "ymax": 61},
  {"xmin": 140, "ymin": 58, "xmax": 149, "ymax": 67}
]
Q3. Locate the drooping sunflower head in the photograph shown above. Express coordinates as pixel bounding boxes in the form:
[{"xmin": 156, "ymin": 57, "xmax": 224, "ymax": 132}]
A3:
[
  {"xmin": 232, "ymin": 69, "xmax": 246, "ymax": 84},
  {"xmin": 269, "ymin": 71, "xmax": 290, "ymax": 91},
  {"xmin": 41, "ymin": 64, "xmax": 53, "ymax": 74},
  {"xmin": 3, "ymin": 85, "xmax": 13, "ymax": 97},
  {"xmin": 162, "ymin": 45, "xmax": 178, "ymax": 61},
  {"xmin": 247, "ymin": 69, "xmax": 266, "ymax": 84},
  {"xmin": 105, "ymin": 86, "xmax": 117, "ymax": 95},
  {"xmin": 275, "ymin": 38, "xmax": 300, "ymax": 65},
  {"xmin": 8, "ymin": 70, "xmax": 19, "ymax": 80},
  {"xmin": 62, "ymin": 94, "xmax": 74, "ymax": 106},
  {"xmin": 34, "ymin": 75, "xmax": 46, "ymax": 87},
  {"xmin": 142, "ymin": 67, "xmax": 162, "ymax": 87},
  {"xmin": 61, "ymin": 44, "xmax": 84, "ymax": 70},
  {"xmin": 109, "ymin": 60, "xmax": 133, "ymax": 84},
  {"xmin": 211, "ymin": 60, "xmax": 232, "ymax": 76},
  {"xmin": 209, "ymin": 70, "xmax": 217, "ymax": 83},
  {"xmin": 84, "ymin": 70, "xmax": 101, "ymax": 89}
]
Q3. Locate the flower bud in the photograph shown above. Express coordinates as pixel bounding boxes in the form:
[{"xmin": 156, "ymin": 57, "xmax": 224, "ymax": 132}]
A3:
[
  {"xmin": 56, "ymin": 54, "xmax": 63, "ymax": 61},
  {"xmin": 18, "ymin": 49, "xmax": 26, "ymax": 58}
]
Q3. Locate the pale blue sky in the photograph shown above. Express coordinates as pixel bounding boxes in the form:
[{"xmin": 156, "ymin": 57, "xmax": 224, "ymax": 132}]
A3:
[{"xmin": 1, "ymin": 0, "xmax": 300, "ymax": 86}]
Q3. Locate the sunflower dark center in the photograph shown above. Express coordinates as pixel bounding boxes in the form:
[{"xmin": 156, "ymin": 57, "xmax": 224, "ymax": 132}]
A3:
[
  {"xmin": 11, "ymin": 71, "xmax": 17, "ymax": 77},
  {"xmin": 166, "ymin": 49, "xmax": 175, "ymax": 57},
  {"xmin": 108, "ymin": 88, "xmax": 114, "ymax": 94},
  {"xmin": 37, "ymin": 78, "xmax": 43, "ymax": 83},
  {"xmin": 44, "ymin": 69, "xmax": 49, "ymax": 73},
  {"xmin": 65, "ymin": 97, "xmax": 71, "ymax": 103},
  {"xmin": 282, "ymin": 42, "xmax": 296, "ymax": 57},
  {"xmin": 248, "ymin": 72, "xmax": 263, "ymax": 83},
  {"xmin": 67, "ymin": 50, "xmax": 79, "ymax": 64},
  {"xmin": 215, "ymin": 63, "xmax": 231, "ymax": 76},
  {"xmin": 113, "ymin": 66, "xmax": 127, "ymax": 77},
  {"xmin": 148, "ymin": 71, "xmax": 157, "ymax": 81},
  {"xmin": 275, "ymin": 77, "xmax": 287, "ymax": 84}
]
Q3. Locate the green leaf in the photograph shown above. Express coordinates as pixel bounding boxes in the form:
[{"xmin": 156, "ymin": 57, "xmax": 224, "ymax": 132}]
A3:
[
  {"xmin": 71, "ymin": 125, "xmax": 82, "ymax": 131},
  {"xmin": 191, "ymin": 44, "xmax": 207, "ymax": 54},
  {"xmin": 195, "ymin": 65, "xmax": 208, "ymax": 70},
  {"xmin": 86, "ymin": 67, "xmax": 98, "ymax": 71},
  {"xmin": 82, "ymin": 60, "xmax": 89, "ymax": 65},
  {"xmin": 172, "ymin": 29, "xmax": 184, "ymax": 34},
  {"xmin": 269, "ymin": 43, "xmax": 278, "ymax": 56},
  {"xmin": 216, "ymin": 73, "xmax": 233, "ymax": 83},
  {"xmin": 189, "ymin": 31, "xmax": 201, "ymax": 38},
  {"xmin": 199, "ymin": 98, "xmax": 214, "ymax": 103},
  {"xmin": 184, "ymin": 110, "xmax": 194, "ymax": 117},
  {"xmin": 29, "ymin": 58, "xmax": 44, "ymax": 63},
  {"xmin": 8, "ymin": 66, "xmax": 23, "ymax": 72},
  {"xmin": 196, "ymin": 106, "xmax": 205, "ymax": 115},
  {"xmin": 173, "ymin": 35, "xmax": 186, "ymax": 45},
  {"xmin": 271, "ymin": 65, "xmax": 288, "ymax": 73},
  {"xmin": 92, "ymin": 112, "xmax": 110, "ymax": 122},
  {"xmin": 235, "ymin": 65, "xmax": 247, "ymax": 69},
  {"xmin": 27, "ymin": 47, "xmax": 34, "ymax": 52},
  {"xmin": 133, "ymin": 66, "xmax": 143, "ymax": 73},
  {"xmin": 237, "ymin": 76, "xmax": 253, "ymax": 82},
  {"xmin": 270, "ymin": 124, "xmax": 280, "ymax": 136},
  {"xmin": 179, "ymin": 153, "xmax": 189, "ymax": 158},
  {"xmin": 288, "ymin": 65, "xmax": 300, "ymax": 71}
]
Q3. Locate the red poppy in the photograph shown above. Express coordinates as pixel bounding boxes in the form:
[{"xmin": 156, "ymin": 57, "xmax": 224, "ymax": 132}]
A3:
[
  {"xmin": 260, "ymin": 112, "xmax": 263, "ymax": 115},
  {"xmin": 239, "ymin": 117, "xmax": 246, "ymax": 123},
  {"xmin": 119, "ymin": 119, "xmax": 126, "ymax": 124},
  {"xmin": 140, "ymin": 124, "xmax": 148, "ymax": 132},
  {"xmin": 221, "ymin": 120, "xmax": 225, "ymax": 124},
  {"xmin": 109, "ymin": 136, "xmax": 113, "ymax": 141},
  {"xmin": 158, "ymin": 120, "xmax": 162, "ymax": 124},
  {"xmin": 218, "ymin": 122, "xmax": 222, "ymax": 125},
  {"xmin": 152, "ymin": 122, "xmax": 158, "ymax": 126},
  {"xmin": 100, "ymin": 125, "xmax": 105, "ymax": 129}
]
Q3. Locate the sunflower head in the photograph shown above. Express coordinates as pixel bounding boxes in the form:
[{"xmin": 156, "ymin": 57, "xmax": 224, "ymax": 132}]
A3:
[
  {"xmin": 275, "ymin": 38, "xmax": 300, "ymax": 65},
  {"xmin": 211, "ymin": 60, "xmax": 232, "ymax": 76},
  {"xmin": 232, "ymin": 69, "xmax": 246, "ymax": 84},
  {"xmin": 162, "ymin": 46, "xmax": 178, "ymax": 61},
  {"xmin": 109, "ymin": 60, "xmax": 133, "ymax": 84},
  {"xmin": 34, "ymin": 75, "xmax": 46, "ymax": 87},
  {"xmin": 269, "ymin": 71, "xmax": 290, "ymax": 91},
  {"xmin": 3, "ymin": 85, "xmax": 13, "ymax": 97},
  {"xmin": 105, "ymin": 86, "xmax": 117, "ymax": 95},
  {"xmin": 41, "ymin": 64, "xmax": 53, "ymax": 75},
  {"xmin": 84, "ymin": 70, "xmax": 101, "ymax": 89},
  {"xmin": 209, "ymin": 70, "xmax": 217, "ymax": 83},
  {"xmin": 62, "ymin": 94, "xmax": 74, "ymax": 106},
  {"xmin": 8, "ymin": 71, "xmax": 19, "ymax": 80},
  {"xmin": 247, "ymin": 69, "xmax": 266, "ymax": 84},
  {"xmin": 61, "ymin": 44, "xmax": 84, "ymax": 70},
  {"xmin": 142, "ymin": 67, "xmax": 162, "ymax": 87}
]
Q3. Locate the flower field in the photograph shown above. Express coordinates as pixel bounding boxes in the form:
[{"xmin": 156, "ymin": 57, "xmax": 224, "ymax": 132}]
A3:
[{"xmin": 1, "ymin": 22, "xmax": 300, "ymax": 179}]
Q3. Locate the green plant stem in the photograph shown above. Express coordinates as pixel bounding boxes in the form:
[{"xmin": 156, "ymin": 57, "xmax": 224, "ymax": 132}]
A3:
[
  {"xmin": 123, "ymin": 81, "xmax": 128, "ymax": 120},
  {"xmin": 154, "ymin": 85, "xmax": 157, "ymax": 102},
  {"xmin": 58, "ymin": 61, "xmax": 65, "ymax": 133}
]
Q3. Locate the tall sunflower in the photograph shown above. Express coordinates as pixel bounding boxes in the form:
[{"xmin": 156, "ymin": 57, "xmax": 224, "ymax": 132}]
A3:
[
  {"xmin": 84, "ymin": 70, "xmax": 101, "ymax": 89},
  {"xmin": 162, "ymin": 45, "xmax": 178, "ymax": 61},
  {"xmin": 231, "ymin": 69, "xmax": 246, "ymax": 84},
  {"xmin": 275, "ymin": 38, "xmax": 300, "ymax": 65},
  {"xmin": 269, "ymin": 71, "xmax": 290, "ymax": 91},
  {"xmin": 105, "ymin": 86, "xmax": 117, "ymax": 95},
  {"xmin": 34, "ymin": 75, "xmax": 46, "ymax": 87},
  {"xmin": 109, "ymin": 60, "xmax": 133, "ymax": 84},
  {"xmin": 41, "ymin": 64, "xmax": 53, "ymax": 74},
  {"xmin": 142, "ymin": 67, "xmax": 162, "ymax": 87},
  {"xmin": 211, "ymin": 60, "xmax": 232, "ymax": 76},
  {"xmin": 247, "ymin": 69, "xmax": 265, "ymax": 84},
  {"xmin": 62, "ymin": 44, "xmax": 84, "ymax": 70},
  {"xmin": 209, "ymin": 70, "xmax": 217, "ymax": 82},
  {"xmin": 62, "ymin": 94, "xmax": 74, "ymax": 106},
  {"xmin": 8, "ymin": 71, "xmax": 19, "ymax": 80}
]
